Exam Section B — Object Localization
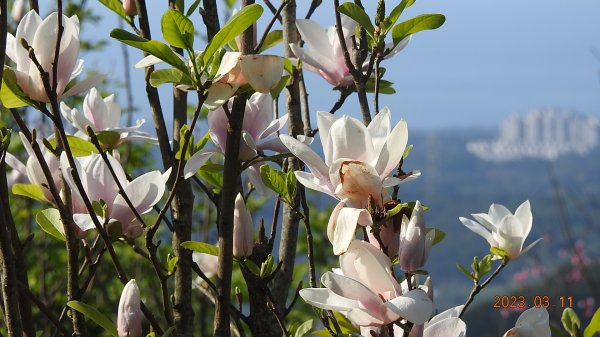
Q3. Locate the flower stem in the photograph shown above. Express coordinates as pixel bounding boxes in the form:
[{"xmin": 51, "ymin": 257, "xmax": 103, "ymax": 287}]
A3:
[{"xmin": 458, "ymin": 261, "xmax": 507, "ymax": 318}]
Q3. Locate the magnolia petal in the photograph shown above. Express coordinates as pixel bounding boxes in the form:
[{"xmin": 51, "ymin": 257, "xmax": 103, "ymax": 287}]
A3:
[
  {"xmin": 425, "ymin": 317, "xmax": 466, "ymax": 337},
  {"xmin": 316, "ymin": 111, "xmax": 336, "ymax": 163},
  {"xmin": 61, "ymin": 74, "xmax": 105, "ymax": 100},
  {"xmin": 384, "ymin": 289, "xmax": 433, "ymax": 325},
  {"xmin": 239, "ymin": 131, "xmax": 258, "ymax": 161},
  {"xmin": 515, "ymin": 308, "xmax": 550, "ymax": 337},
  {"xmin": 134, "ymin": 55, "xmax": 164, "ymax": 68},
  {"xmin": 374, "ymin": 119, "xmax": 408, "ymax": 178},
  {"xmin": 5, "ymin": 34, "xmax": 18, "ymax": 64},
  {"xmin": 204, "ymin": 82, "xmax": 238, "ymax": 111},
  {"xmin": 295, "ymin": 20, "xmax": 335, "ymax": 61},
  {"xmin": 59, "ymin": 153, "xmax": 84, "ymax": 200},
  {"xmin": 346, "ymin": 309, "xmax": 386, "ymax": 327},
  {"xmin": 183, "ymin": 150, "xmax": 215, "ymax": 179},
  {"xmin": 15, "ymin": 10, "xmax": 42, "ymax": 73},
  {"xmin": 295, "ymin": 171, "xmax": 336, "ymax": 198},
  {"xmin": 259, "ymin": 113, "xmax": 288, "ymax": 141},
  {"xmin": 333, "ymin": 160, "xmax": 383, "ymax": 208},
  {"xmin": 514, "ymin": 200, "xmax": 533, "ymax": 239},
  {"xmin": 240, "ymin": 54, "xmax": 283, "ymax": 93},
  {"xmin": 459, "ymin": 217, "xmax": 494, "ymax": 245},
  {"xmin": 279, "ymin": 134, "xmax": 330, "ymax": 190},
  {"xmin": 111, "ymin": 170, "xmax": 166, "ymax": 227},
  {"xmin": 215, "ymin": 52, "xmax": 242, "ymax": 81},
  {"xmin": 208, "ymin": 106, "xmax": 229, "ymax": 152},
  {"xmin": 400, "ymin": 170, "xmax": 422, "ymax": 183},
  {"xmin": 384, "ymin": 35, "xmax": 411, "ymax": 59},
  {"xmin": 488, "ymin": 203, "xmax": 512, "ymax": 224},
  {"xmin": 344, "ymin": 240, "xmax": 400, "ymax": 297},
  {"xmin": 495, "ymin": 215, "xmax": 526, "ymax": 259},
  {"xmin": 427, "ymin": 306, "xmax": 464, "ymax": 326},
  {"xmin": 72, "ymin": 213, "xmax": 100, "ymax": 232},
  {"xmin": 321, "ymin": 272, "xmax": 383, "ymax": 311},
  {"xmin": 233, "ymin": 193, "xmax": 254, "ymax": 258},
  {"xmin": 327, "ymin": 116, "xmax": 374, "ymax": 164},
  {"xmin": 382, "ymin": 176, "xmax": 402, "ymax": 188},
  {"xmin": 299, "ymin": 288, "xmax": 359, "ymax": 313},
  {"xmin": 519, "ymin": 237, "xmax": 543, "ymax": 258},
  {"xmin": 61, "ymin": 102, "xmax": 93, "ymax": 133},
  {"xmin": 367, "ymin": 107, "xmax": 392, "ymax": 155},
  {"xmin": 4, "ymin": 153, "xmax": 28, "ymax": 177},
  {"xmin": 331, "ymin": 207, "xmax": 372, "ymax": 255}
]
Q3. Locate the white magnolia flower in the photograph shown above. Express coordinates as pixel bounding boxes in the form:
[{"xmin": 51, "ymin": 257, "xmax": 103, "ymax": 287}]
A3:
[
  {"xmin": 502, "ymin": 307, "xmax": 550, "ymax": 337},
  {"xmin": 5, "ymin": 10, "xmax": 101, "ymax": 102},
  {"xmin": 300, "ymin": 240, "xmax": 432, "ymax": 328},
  {"xmin": 280, "ymin": 108, "xmax": 419, "ymax": 254},
  {"xmin": 117, "ymin": 279, "xmax": 142, "ymax": 337},
  {"xmin": 391, "ymin": 305, "xmax": 466, "ymax": 337},
  {"xmin": 60, "ymin": 153, "xmax": 169, "ymax": 237},
  {"xmin": 233, "ymin": 193, "xmax": 254, "ymax": 258},
  {"xmin": 459, "ymin": 200, "xmax": 542, "ymax": 260},
  {"xmin": 60, "ymin": 87, "xmax": 157, "ymax": 147}
]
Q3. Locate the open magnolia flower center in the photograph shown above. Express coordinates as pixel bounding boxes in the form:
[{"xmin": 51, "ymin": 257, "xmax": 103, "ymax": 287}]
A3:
[{"xmin": 336, "ymin": 161, "xmax": 384, "ymax": 208}]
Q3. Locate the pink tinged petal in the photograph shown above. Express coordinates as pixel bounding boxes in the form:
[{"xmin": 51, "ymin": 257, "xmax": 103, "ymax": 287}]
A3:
[
  {"xmin": 61, "ymin": 102, "xmax": 93, "ymax": 133},
  {"xmin": 334, "ymin": 160, "xmax": 383, "ymax": 208},
  {"xmin": 204, "ymin": 82, "xmax": 238, "ymax": 111},
  {"xmin": 374, "ymin": 119, "xmax": 408, "ymax": 179},
  {"xmin": 4, "ymin": 153, "xmax": 27, "ymax": 177},
  {"xmin": 256, "ymin": 137, "xmax": 289, "ymax": 154},
  {"xmin": 258, "ymin": 114, "xmax": 288, "ymax": 142},
  {"xmin": 208, "ymin": 106, "xmax": 229, "ymax": 152},
  {"xmin": 215, "ymin": 52, "xmax": 243, "ymax": 82},
  {"xmin": 59, "ymin": 153, "xmax": 84, "ymax": 200},
  {"xmin": 384, "ymin": 289, "xmax": 433, "ymax": 325},
  {"xmin": 134, "ymin": 55, "xmax": 164, "ymax": 68},
  {"xmin": 299, "ymin": 288, "xmax": 361, "ymax": 313},
  {"xmin": 424, "ymin": 317, "xmax": 466, "ymax": 337},
  {"xmin": 279, "ymin": 134, "xmax": 331, "ymax": 191},
  {"xmin": 61, "ymin": 74, "xmax": 105, "ymax": 100},
  {"xmin": 72, "ymin": 213, "xmax": 100, "ymax": 233},
  {"xmin": 103, "ymin": 93, "xmax": 122, "ymax": 129},
  {"xmin": 15, "ymin": 10, "xmax": 42, "ymax": 74},
  {"xmin": 111, "ymin": 170, "xmax": 166, "ymax": 228},
  {"xmin": 289, "ymin": 44, "xmax": 341, "ymax": 86},
  {"xmin": 240, "ymin": 55, "xmax": 283, "ymax": 93},
  {"xmin": 55, "ymin": 15, "xmax": 81, "ymax": 94},
  {"xmin": 367, "ymin": 107, "xmax": 392, "ymax": 155},
  {"xmin": 6, "ymin": 34, "xmax": 18, "ymax": 64},
  {"xmin": 192, "ymin": 251, "xmax": 219, "ymax": 278},
  {"xmin": 86, "ymin": 154, "xmax": 126, "ymax": 210},
  {"xmin": 243, "ymin": 93, "xmax": 273, "ymax": 138},
  {"xmin": 327, "ymin": 116, "xmax": 374, "ymax": 164},
  {"xmin": 233, "ymin": 193, "xmax": 254, "ymax": 258},
  {"xmin": 459, "ymin": 217, "xmax": 494, "ymax": 245},
  {"xmin": 183, "ymin": 150, "xmax": 216, "ymax": 179},
  {"xmin": 316, "ymin": 111, "xmax": 336, "ymax": 163},
  {"xmin": 329, "ymin": 207, "xmax": 372, "ymax": 255},
  {"xmin": 84, "ymin": 87, "xmax": 108, "ymax": 129},
  {"xmin": 345, "ymin": 240, "xmax": 400, "ymax": 296},
  {"xmin": 321, "ymin": 272, "xmax": 383, "ymax": 315},
  {"xmin": 239, "ymin": 131, "xmax": 258, "ymax": 161},
  {"xmin": 295, "ymin": 171, "xmax": 336, "ymax": 198},
  {"xmin": 346, "ymin": 309, "xmax": 386, "ymax": 327},
  {"xmin": 69, "ymin": 59, "xmax": 84, "ymax": 80},
  {"xmin": 123, "ymin": 0, "xmax": 138, "ymax": 16},
  {"xmin": 247, "ymin": 164, "xmax": 274, "ymax": 197},
  {"xmin": 295, "ymin": 20, "xmax": 336, "ymax": 65},
  {"xmin": 118, "ymin": 280, "xmax": 143, "ymax": 337}
]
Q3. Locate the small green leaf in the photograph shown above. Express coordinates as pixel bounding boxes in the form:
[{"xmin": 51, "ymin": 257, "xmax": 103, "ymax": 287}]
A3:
[
  {"xmin": 285, "ymin": 169, "xmax": 297, "ymax": 204},
  {"xmin": 425, "ymin": 228, "xmax": 445, "ymax": 246},
  {"xmin": 162, "ymin": 9, "xmax": 195, "ymax": 49},
  {"xmin": 186, "ymin": 0, "xmax": 202, "ymax": 16},
  {"xmin": 337, "ymin": 3, "xmax": 375, "ymax": 38},
  {"xmin": 584, "ymin": 307, "xmax": 600, "ymax": 337},
  {"xmin": 110, "ymin": 29, "xmax": 188, "ymax": 73},
  {"xmin": 167, "ymin": 254, "xmax": 179, "ymax": 275},
  {"xmin": 478, "ymin": 255, "xmax": 493, "ymax": 278},
  {"xmin": 200, "ymin": 164, "xmax": 224, "ymax": 172},
  {"xmin": 181, "ymin": 241, "xmax": 219, "ymax": 256},
  {"xmin": 490, "ymin": 246, "xmax": 510, "ymax": 261},
  {"xmin": 392, "ymin": 14, "xmax": 446, "ymax": 46},
  {"xmin": 387, "ymin": 202, "xmax": 409, "ymax": 217},
  {"xmin": 244, "ymin": 260, "xmax": 261, "ymax": 276},
  {"xmin": 203, "ymin": 4, "xmax": 263, "ymax": 65},
  {"xmin": 270, "ymin": 75, "xmax": 290, "ymax": 99},
  {"xmin": 150, "ymin": 68, "xmax": 193, "ymax": 87},
  {"xmin": 98, "ymin": 0, "xmax": 132, "ymax": 24},
  {"xmin": 294, "ymin": 320, "xmax": 314, "ymax": 337},
  {"xmin": 257, "ymin": 30, "xmax": 283, "ymax": 53},
  {"xmin": 260, "ymin": 254, "xmax": 275, "ymax": 278},
  {"xmin": 260, "ymin": 165, "xmax": 288, "ymax": 199},
  {"xmin": 365, "ymin": 79, "xmax": 395, "ymax": 94},
  {"xmin": 1, "ymin": 67, "xmax": 35, "ymax": 108},
  {"xmin": 67, "ymin": 301, "xmax": 118, "ymax": 337},
  {"xmin": 456, "ymin": 263, "xmax": 474, "ymax": 281},
  {"xmin": 95, "ymin": 131, "xmax": 121, "ymax": 149},
  {"xmin": 91, "ymin": 199, "xmax": 108, "ymax": 220},
  {"xmin": 174, "ymin": 125, "xmax": 193, "ymax": 160},
  {"xmin": 403, "ymin": 144, "xmax": 413, "ymax": 158},
  {"xmin": 49, "ymin": 135, "xmax": 98, "ymax": 156},
  {"xmin": 36, "ymin": 208, "xmax": 65, "ymax": 241},
  {"xmin": 383, "ymin": 0, "xmax": 416, "ymax": 34},
  {"xmin": 562, "ymin": 308, "xmax": 581, "ymax": 337},
  {"xmin": 197, "ymin": 162, "xmax": 224, "ymax": 190},
  {"xmin": 12, "ymin": 183, "xmax": 46, "ymax": 203}
]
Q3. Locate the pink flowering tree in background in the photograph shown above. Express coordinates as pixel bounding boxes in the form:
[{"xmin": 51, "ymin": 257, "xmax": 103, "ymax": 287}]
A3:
[{"xmin": 0, "ymin": 1, "xmax": 598, "ymax": 337}]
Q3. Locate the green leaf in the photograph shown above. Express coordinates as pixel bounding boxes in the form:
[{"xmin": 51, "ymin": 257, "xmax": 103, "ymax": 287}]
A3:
[
  {"xmin": 285, "ymin": 169, "xmax": 297, "ymax": 204},
  {"xmin": 270, "ymin": 75, "xmax": 290, "ymax": 99},
  {"xmin": 562, "ymin": 308, "xmax": 581, "ymax": 337},
  {"xmin": 203, "ymin": 4, "xmax": 263, "ymax": 65},
  {"xmin": 150, "ymin": 68, "xmax": 193, "ymax": 87},
  {"xmin": 67, "ymin": 301, "xmax": 118, "ymax": 337},
  {"xmin": 174, "ymin": 125, "xmax": 193, "ymax": 160},
  {"xmin": 98, "ymin": 0, "xmax": 132, "ymax": 24},
  {"xmin": 95, "ymin": 131, "xmax": 121, "ymax": 149},
  {"xmin": 1, "ymin": 67, "xmax": 34, "ymax": 108},
  {"xmin": 162, "ymin": 9, "xmax": 195, "ymax": 49},
  {"xmin": 490, "ymin": 246, "xmax": 510, "ymax": 261},
  {"xmin": 110, "ymin": 29, "xmax": 188, "ymax": 73},
  {"xmin": 294, "ymin": 320, "xmax": 314, "ymax": 337},
  {"xmin": 584, "ymin": 307, "xmax": 600, "ymax": 337},
  {"xmin": 260, "ymin": 165, "xmax": 288, "ymax": 199},
  {"xmin": 197, "ymin": 165, "xmax": 223, "ymax": 190},
  {"xmin": 365, "ymin": 79, "xmax": 396, "ymax": 94},
  {"xmin": 257, "ymin": 30, "xmax": 283, "ymax": 53},
  {"xmin": 12, "ymin": 183, "xmax": 46, "ymax": 203},
  {"xmin": 425, "ymin": 228, "xmax": 445, "ymax": 246},
  {"xmin": 49, "ymin": 135, "xmax": 98, "ymax": 156},
  {"xmin": 478, "ymin": 254, "xmax": 493, "ymax": 277},
  {"xmin": 167, "ymin": 254, "xmax": 179, "ymax": 275},
  {"xmin": 35, "ymin": 208, "xmax": 65, "ymax": 241},
  {"xmin": 383, "ymin": 0, "xmax": 416, "ymax": 34},
  {"xmin": 337, "ymin": 3, "xmax": 375, "ymax": 38},
  {"xmin": 403, "ymin": 144, "xmax": 413, "ymax": 158},
  {"xmin": 181, "ymin": 241, "xmax": 219, "ymax": 256},
  {"xmin": 244, "ymin": 260, "xmax": 261, "ymax": 276},
  {"xmin": 456, "ymin": 263, "xmax": 474, "ymax": 281},
  {"xmin": 225, "ymin": 0, "xmax": 237, "ymax": 9},
  {"xmin": 186, "ymin": 0, "xmax": 202, "ymax": 16},
  {"xmin": 260, "ymin": 254, "xmax": 275, "ymax": 278},
  {"xmin": 194, "ymin": 131, "xmax": 211, "ymax": 151},
  {"xmin": 392, "ymin": 14, "xmax": 446, "ymax": 46}
]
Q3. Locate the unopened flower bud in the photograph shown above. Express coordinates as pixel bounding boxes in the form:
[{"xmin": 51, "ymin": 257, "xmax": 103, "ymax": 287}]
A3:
[
  {"xmin": 233, "ymin": 193, "xmax": 254, "ymax": 258},
  {"xmin": 11, "ymin": 0, "xmax": 26, "ymax": 22},
  {"xmin": 117, "ymin": 279, "xmax": 142, "ymax": 337},
  {"xmin": 123, "ymin": 0, "xmax": 137, "ymax": 16},
  {"xmin": 398, "ymin": 201, "xmax": 435, "ymax": 272}
]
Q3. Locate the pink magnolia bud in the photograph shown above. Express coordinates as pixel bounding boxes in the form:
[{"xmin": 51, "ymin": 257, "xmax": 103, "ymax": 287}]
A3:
[
  {"xmin": 117, "ymin": 279, "xmax": 142, "ymax": 337},
  {"xmin": 398, "ymin": 201, "xmax": 435, "ymax": 272},
  {"xmin": 11, "ymin": 0, "xmax": 26, "ymax": 22},
  {"xmin": 123, "ymin": 0, "xmax": 137, "ymax": 16},
  {"xmin": 233, "ymin": 193, "xmax": 254, "ymax": 258}
]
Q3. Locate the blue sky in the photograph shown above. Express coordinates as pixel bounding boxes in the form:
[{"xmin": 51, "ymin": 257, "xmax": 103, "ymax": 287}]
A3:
[{"xmin": 83, "ymin": 0, "xmax": 600, "ymax": 130}]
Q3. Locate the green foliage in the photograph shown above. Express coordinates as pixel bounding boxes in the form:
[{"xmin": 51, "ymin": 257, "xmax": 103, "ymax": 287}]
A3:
[
  {"xmin": 202, "ymin": 4, "xmax": 263, "ymax": 65},
  {"xmin": 67, "ymin": 301, "xmax": 118, "ymax": 337},
  {"xmin": 383, "ymin": 0, "xmax": 416, "ymax": 34},
  {"xmin": 244, "ymin": 259, "xmax": 261, "ymax": 276},
  {"xmin": 12, "ymin": 183, "xmax": 46, "ymax": 203},
  {"xmin": 174, "ymin": 125, "xmax": 193, "ymax": 160},
  {"xmin": 291, "ymin": 319, "xmax": 314, "ymax": 337},
  {"xmin": 490, "ymin": 246, "xmax": 510, "ymax": 262},
  {"xmin": 562, "ymin": 308, "xmax": 582, "ymax": 337},
  {"xmin": 95, "ymin": 131, "xmax": 121, "ymax": 149},
  {"xmin": 98, "ymin": 0, "xmax": 133, "ymax": 24},
  {"xmin": 186, "ymin": 0, "xmax": 202, "ymax": 17},
  {"xmin": 1, "ymin": 68, "xmax": 35, "ymax": 108},
  {"xmin": 456, "ymin": 263, "xmax": 475, "ymax": 281},
  {"xmin": 181, "ymin": 241, "xmax": 219, "ymax": 256},
  {"xmin": 260, "ymin": 165, "xmax": 296, "ymax": 205},
  {"xmin": 110, "ymin": 29, "xmax": 188, "ymax": 73},
  {"xmin": 257, "ymin": 30, "xmax": 283, "ymax": 53},
  {"xmin": 35, "ymin": 208, "xmax": 66, "ymax": 242},
  {"xmin": 391, "ymin": 14, "xmax": 446, "ymax": 46},
  {"xmin": 260, "ymin": 254, "xmax": 275, "ymax": 278},
  {"xmin": 49, "ymin": 135, "xmax": 99, "ymax": 156},
  {"xmin": 161, "ymin": 9, "xmax": 195, "ymax": 50},
  {"xmin": 365, "ymin": 78, "xmax": 396, "ymax": 94},
  {"xmin": 167, "ymin": 254, "xmax": 179, "ymax": 275},
  {"xmin": 149, "ymin": 68, "xmax": 193, "ymax": 88},
  {"xmin": 457, "ymin": 255, "xmax": 493, "ymax": 282},
  {"xmin": 425, "ymin": 228, "xmax": 446, "ymax": 246},
  {"xmin": 584, "ymin": 307, "xmax": 600, "ymax": 337},
  {"xmin": 337, "ymin": 3, "xmax": 375, "ymax": 39}
]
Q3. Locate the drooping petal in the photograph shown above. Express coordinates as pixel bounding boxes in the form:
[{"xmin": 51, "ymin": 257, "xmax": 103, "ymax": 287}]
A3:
[
  {"xmin": 111, "ymin": 170, "xmax": 166, "ymax": 229},
  {"xmin": 183, "ymin": 149, "xmax": 216, "ymax": 179},
  {"xmin": 279, "ymin": 134, "xmax": 331, "ymax": 191},
  {"xmin": 134, "ymin": 55, "xmax": 164, "ymax": 68},
  {"xmin": 321, "ymin": 272, "xmax": 383, "ymax": 315},
  {"xmin": 299, "ymin": 288, "xmax": 360, "ymax": 313},
  {"xmin": 328, "ymin": 206, "xmax": 372, "ymax": 255},
  {"xmin": 384, "ymin": 289, "xmax": 433, "ymax": 325},
  {"xmin": 204, "ymin": 82, "xmax": 239, "ymax": 111},
  {"xmin": 459, "ymin": 217, "xmax": 493, "ymax": 245},
  {"xmin": 240, "ymin": 54, "xmax": 283, "ymax": 93},
  {"xmin": 295, "ymin": 171, "xmax": 336, "ymax": 198}
]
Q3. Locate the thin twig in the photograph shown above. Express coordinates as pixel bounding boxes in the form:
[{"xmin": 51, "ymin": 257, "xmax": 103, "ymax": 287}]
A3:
[{"xmin": 458, "ymin": 261, "xmax": 507, "ymax": 318}]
